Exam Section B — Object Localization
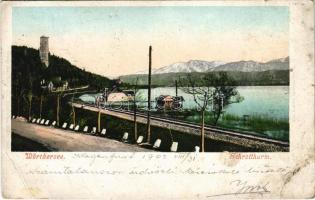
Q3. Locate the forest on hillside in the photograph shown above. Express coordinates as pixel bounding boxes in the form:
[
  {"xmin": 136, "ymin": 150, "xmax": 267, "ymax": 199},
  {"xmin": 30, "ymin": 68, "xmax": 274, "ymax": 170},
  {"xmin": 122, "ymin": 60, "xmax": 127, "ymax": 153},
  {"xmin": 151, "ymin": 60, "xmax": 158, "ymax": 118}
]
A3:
[
  {"xmin": 11, "ymin": 45, "xmax": 113, "ymax": 119},
  {"xmin": 120, "ymin": 70, "xmax": 289, "ymax": 87}
]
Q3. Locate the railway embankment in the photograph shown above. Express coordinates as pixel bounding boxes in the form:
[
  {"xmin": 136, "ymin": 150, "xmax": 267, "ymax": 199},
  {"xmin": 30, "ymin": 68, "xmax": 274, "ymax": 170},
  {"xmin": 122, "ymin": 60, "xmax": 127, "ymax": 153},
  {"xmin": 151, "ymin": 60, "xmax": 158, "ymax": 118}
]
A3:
[{"xmin": 71, "ymin": 102, "xmax": 289, "ymax": 152}]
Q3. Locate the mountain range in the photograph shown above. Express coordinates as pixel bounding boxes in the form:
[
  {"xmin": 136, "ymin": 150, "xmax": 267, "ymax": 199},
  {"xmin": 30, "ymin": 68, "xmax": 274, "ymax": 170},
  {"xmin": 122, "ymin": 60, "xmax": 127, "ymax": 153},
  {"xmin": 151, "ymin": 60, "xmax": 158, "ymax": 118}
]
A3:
[
  {"xmin": 135, "ymin": 57, "xmax": 289, "ymax": 74},
  {"xmin": 121, "ymin": 57, "xmax": 289, "ymax": 86}
]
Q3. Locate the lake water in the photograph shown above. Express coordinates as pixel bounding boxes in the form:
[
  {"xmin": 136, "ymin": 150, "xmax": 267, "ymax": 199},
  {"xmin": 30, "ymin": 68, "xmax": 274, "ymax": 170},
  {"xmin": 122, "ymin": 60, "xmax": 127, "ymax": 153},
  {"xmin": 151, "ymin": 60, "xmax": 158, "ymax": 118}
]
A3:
[
  {"xmin": 137, "ymin": 86, "xmax": 289, "ymax": 120},
  {"xmin": 78, "ymin": 86, "xmax": 289, "ymax": 120},
  {"xmin": 77, "ymin": 86, "xmax": 289, "ymax": 140}
]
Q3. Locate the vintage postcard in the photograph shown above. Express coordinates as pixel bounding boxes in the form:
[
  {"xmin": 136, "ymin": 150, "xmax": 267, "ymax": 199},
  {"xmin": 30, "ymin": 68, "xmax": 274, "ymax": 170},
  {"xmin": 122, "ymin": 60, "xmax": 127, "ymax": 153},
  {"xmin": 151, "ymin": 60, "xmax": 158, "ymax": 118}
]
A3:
[{"xmin": 1, "ymin": 0, "xmax": 314, "ymax": 199}]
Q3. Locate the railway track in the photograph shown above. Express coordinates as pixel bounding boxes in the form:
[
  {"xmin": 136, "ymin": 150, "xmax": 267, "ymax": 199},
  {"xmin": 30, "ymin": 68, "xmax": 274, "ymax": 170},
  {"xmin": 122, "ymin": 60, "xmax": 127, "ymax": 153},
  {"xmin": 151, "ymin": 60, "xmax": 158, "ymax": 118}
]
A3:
[{"xmin": 73, "ymin": 102, "xmax": 289, "ymax": 147}]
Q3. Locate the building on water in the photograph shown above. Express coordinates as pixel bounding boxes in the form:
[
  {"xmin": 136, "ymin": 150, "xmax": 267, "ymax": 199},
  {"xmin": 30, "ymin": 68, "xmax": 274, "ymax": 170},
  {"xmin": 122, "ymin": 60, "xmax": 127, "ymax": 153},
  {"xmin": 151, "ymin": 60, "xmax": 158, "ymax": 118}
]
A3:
[{"xmin": 155, "ymin": 95, "xmax": 184, "ymax": 110}]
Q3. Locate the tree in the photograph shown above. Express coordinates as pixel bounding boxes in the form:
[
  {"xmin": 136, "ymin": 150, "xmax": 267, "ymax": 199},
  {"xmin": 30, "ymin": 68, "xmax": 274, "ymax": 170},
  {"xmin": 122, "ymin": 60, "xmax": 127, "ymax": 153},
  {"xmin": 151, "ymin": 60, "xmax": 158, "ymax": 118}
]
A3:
[
  {"xmin": 13, "ymin": 72, "xmax": 26, "ymax": 116},
  {"xmin": 39, "ymin": 94, "xmax": 43, "ymax": 118},
  {"xmin": 26, "ymin": 90, "xmax": 33, "ymax": 120},
  {"xmin": 39, "ymin": 89, "xmax": 48, "ymax": 119},
  {"xmin": 56, "ymin": 94, "xmax": 61, "ymax": 126},
  {"xmin": 180, "ymin": 72, "xmax": 243, "ymax": 152},
  {"xmin": 25, "ymin": 76, "xmax": 34, "ymax": 120},
  {"xmin": 204, "ymin": 72, "xmax": 243, "ymax": 126},
  {"xmin": 70, "ymin": 94, "xmax": 76, "ymax": 126},
  {"xmin": 180, "ymin": 74, "xmax": 210, "ymax": 152}
]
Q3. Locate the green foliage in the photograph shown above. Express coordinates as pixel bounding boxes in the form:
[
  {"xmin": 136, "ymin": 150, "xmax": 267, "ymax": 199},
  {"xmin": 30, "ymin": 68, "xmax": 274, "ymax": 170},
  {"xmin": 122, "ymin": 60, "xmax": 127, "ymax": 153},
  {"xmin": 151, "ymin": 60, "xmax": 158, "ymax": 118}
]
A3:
[
  {"xmin": 183, "ymin": 111, "xmax": 289, "ymax": 141},
  {"xmin": 204, "ymin": 72, "xmax": 243, "ymax": 125},
  {"xmin": 26, "ymin": 90, "xmax": 33, "ymax": 104},
  {"xmin": 220, "ymin": 114, "xmax": 289, "ymax": 141},
  {"xmin": 11, "ymin": 45, "xmax": 113, "ymax": 117},
  {"xmin": 180, "ymin": 72, "xmax": 243, "ymax": 125},
  {"xmin": 12, "ymin": 45, "xmax": 113, "ymax": 91},
  {"xmin": 78, "ymin": 118, "xmax": 88, "ymax": 127}
]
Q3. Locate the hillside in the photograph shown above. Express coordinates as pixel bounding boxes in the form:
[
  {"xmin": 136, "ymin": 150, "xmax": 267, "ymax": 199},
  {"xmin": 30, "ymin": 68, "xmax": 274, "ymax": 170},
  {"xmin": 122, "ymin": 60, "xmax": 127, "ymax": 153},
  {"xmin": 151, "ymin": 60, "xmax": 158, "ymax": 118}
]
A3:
[
  {"xmin": 12, "ymin": 45, "xmax": 113, "ymax": 95},
  {"xmin": 12, "ymin": 45, "xmax": 114, "ymax": 119}
]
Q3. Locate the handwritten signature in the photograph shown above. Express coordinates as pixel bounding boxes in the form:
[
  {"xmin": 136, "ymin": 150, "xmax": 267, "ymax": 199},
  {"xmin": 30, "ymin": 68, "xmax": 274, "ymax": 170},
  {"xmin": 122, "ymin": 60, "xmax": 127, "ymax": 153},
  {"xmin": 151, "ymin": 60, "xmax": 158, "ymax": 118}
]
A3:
[{"xmin": 207, "ymin": 179, "xmax": 270, "ymax": 198}]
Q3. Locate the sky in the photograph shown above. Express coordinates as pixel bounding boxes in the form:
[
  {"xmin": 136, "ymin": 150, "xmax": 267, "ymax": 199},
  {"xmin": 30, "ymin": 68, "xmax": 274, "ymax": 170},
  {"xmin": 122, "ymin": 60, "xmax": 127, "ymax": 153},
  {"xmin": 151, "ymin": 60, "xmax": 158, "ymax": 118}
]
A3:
[{"xmin": 12, "ymin": 6, "xmax": 289, "ymax": 78}]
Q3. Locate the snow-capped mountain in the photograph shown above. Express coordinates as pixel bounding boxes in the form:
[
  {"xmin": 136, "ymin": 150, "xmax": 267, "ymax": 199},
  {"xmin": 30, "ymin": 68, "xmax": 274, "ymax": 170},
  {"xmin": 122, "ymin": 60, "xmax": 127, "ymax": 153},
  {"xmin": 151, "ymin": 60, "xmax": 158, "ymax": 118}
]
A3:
[
  {"xmin": 136, "ymin": 60, "xmax": 226, "ymax": 74},
  {"xmin": 135, "ymin": 57, "xmax": 289, "ymax": 75},
  {"xmin": 212, "ymin": 57, "xmax": 289, "ymax": 72},
  {"xmin": 154, "ymin": 60, "xmax": 226, "ymax": 74}
]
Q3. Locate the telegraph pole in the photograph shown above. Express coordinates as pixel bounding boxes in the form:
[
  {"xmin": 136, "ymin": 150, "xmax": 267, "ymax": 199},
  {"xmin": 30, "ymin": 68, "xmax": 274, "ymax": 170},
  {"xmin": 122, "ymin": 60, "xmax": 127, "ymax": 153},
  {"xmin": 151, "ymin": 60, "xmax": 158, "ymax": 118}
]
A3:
[
  {"xmin": 56, "ymin": 94, "xmax": 60, "ymax": 126},
  {"xmin": 146, "ymin": 46, "xmax": 152, "ymax": 143},
  {"xmin": 39, "ymin": 94, "xmax": 43, "ymax": 119},
  {"xmin": 175, "ymin": 80, "xmax": 178, "ymax": 97},
  {"xmin": 133, "ymin": 78, "xmax": 139, "ymax": 143}
]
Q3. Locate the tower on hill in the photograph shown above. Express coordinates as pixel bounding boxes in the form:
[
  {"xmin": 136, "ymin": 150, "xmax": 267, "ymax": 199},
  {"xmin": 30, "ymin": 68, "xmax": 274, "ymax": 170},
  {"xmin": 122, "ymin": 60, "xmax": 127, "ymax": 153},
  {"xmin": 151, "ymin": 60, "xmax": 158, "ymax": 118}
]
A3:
[{"xmin": 39, "ymin": 36, "xmax": 49, "ymax": 67}]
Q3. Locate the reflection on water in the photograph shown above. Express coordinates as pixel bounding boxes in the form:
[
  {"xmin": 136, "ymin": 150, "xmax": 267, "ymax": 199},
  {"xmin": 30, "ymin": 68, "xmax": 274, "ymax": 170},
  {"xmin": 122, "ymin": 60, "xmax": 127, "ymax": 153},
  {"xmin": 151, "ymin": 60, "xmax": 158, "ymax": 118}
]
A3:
[
  {"xmin": 138, "ymin": 86, "xmax": 289, "ymax": 120},
  {"xmin": 78, "ymin": 86, "xmax": 289, "ymax": 120},
  {"xmin": 77, "ymin": 86, "xmax": 289, "ymax": 141}
]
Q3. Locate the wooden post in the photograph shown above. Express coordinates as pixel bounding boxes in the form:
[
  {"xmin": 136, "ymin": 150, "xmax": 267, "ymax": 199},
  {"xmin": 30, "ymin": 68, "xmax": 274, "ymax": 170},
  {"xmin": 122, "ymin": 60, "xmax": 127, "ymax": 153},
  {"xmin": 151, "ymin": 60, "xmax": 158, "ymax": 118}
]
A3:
[
  {"xmin": 146, "ymin": 46, "xmax": 152, "ymax": 143},
  {"xmin": 133, "ymin": 87, "xmax": 137, "ymax": 143},
  {"xmin": 71, "ymin": 95, "xmax": 76, "ymax": 126},
  {"xmin": 133, "ymin": 78, "xmax": 139, "ymax": 143},
  {"xmin": 175, "ymin": 80, "xmax": 178, "ymax": 97},
  {"xmin": 28, "ymin": 98, "xmax": 32, "ymax": 121},
  {"xmin": 105, "ymin": 114, "xmax": 108, "ymax": 129},
  {"xmin": 98, "ymin": 110, "xmax": 101, "ymax": 133},
  {"xmin": 39, "ymin": 95, "xmax": 43, "ymax": 119},
  {"xmin": 72, "ymin": 105, "xmax": 76, "ymax": 126},
  {"xmin": 200, "ymin": 91, "xmax": 207, "ymax": 152},
  {"xmin": 201, "ymin": 109, "xmax": 205, "ymax": 152},
  {"xmin": 56, "ymin": 94, "xmax": 60, "ymax": 126},
  {"xmin": 17, "ymin": 97, "xmax": 20, "ymax": 116}
]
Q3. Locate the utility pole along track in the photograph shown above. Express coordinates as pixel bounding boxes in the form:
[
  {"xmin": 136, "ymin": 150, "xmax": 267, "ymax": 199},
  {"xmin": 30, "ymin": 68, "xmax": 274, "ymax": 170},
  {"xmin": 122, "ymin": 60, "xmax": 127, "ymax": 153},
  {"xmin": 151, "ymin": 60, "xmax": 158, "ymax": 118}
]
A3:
[{"xmin": 71, "ymin": 102, "xmax": 289, "ymax": 152}]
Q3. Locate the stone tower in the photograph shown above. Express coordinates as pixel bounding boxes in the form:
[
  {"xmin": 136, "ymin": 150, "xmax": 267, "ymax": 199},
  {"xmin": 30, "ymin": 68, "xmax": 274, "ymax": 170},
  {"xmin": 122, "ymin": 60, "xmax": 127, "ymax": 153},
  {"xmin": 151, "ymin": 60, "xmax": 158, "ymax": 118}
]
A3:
[{"xmin": 39, "ymin": 36, "xmax": 49, "ymax": 67}]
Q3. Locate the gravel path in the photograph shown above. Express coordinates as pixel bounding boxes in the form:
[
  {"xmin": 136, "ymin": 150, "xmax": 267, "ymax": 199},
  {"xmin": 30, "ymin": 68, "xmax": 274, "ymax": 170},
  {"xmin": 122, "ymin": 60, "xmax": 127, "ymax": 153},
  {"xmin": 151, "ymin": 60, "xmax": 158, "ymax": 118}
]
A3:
[{"xmin": 11, "ymin": 119, "xmax": 152, "ymax": 152}]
